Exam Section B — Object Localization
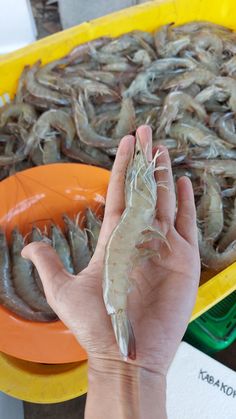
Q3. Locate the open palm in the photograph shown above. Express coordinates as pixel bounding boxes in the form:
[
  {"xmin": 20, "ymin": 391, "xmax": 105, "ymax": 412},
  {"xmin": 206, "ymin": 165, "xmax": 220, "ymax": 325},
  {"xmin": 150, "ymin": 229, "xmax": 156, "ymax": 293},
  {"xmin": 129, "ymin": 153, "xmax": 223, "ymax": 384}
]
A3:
[{"xmin": 22, "ymin": 125, "xmax": 200, "ymax": 375}]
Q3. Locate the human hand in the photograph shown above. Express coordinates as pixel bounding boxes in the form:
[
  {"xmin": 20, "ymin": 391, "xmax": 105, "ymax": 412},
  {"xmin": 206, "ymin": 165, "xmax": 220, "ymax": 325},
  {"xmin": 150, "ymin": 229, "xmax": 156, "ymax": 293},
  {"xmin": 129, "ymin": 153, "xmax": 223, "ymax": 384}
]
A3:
[
  {"xmin": 22, "ymin": 126, "xmax": 200, "ymax": 419},
  {"xmin": 22, "ymin": 125, "xmax": 200, "ymax": 418}
]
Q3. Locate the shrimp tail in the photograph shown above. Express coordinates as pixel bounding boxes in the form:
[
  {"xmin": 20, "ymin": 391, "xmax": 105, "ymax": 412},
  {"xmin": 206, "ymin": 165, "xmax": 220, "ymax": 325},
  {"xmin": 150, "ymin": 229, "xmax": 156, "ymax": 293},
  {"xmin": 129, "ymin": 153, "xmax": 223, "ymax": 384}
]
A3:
[{"xmin": 111, "ymin": 311, "xmax": 136, "ymax": 360}]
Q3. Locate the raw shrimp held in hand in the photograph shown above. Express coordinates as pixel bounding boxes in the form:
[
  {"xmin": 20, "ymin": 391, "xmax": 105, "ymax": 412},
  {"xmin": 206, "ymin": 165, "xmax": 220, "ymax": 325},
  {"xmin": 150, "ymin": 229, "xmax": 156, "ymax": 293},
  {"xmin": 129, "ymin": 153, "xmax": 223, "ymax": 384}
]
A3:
[
  {"xmin": 103, "ymin": 132, "xmax": 170, "ymax": 359},
  {"xmin": 21, "ymin": 126, "xmax": 200, "ymax": 375}
]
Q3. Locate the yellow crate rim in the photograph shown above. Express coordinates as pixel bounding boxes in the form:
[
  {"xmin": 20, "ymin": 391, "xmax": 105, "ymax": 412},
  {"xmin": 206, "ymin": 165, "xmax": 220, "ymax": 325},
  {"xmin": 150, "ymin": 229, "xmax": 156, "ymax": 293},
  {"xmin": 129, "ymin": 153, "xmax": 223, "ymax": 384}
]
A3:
[
  {"xmin": 191, "ymin": 262, "xmax": 236, "ymax": 321},
  {"xmin": 0, "ymin": 352, "xmax": 88, "ymax": 404},
  {"xmin": 1, "ymin": 0, "xmax": 236, "ymax": 100},
  {"xmin": 0, "ymin": 0, "xmax": 235, "ymax": 404}
]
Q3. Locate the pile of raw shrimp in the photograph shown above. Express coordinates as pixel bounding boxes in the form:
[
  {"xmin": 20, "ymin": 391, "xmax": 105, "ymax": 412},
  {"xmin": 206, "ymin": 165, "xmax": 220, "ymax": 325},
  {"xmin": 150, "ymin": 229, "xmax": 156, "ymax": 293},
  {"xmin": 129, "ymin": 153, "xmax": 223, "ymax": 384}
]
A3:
[
  {"xmin": 1, "ymin": 20, "xmax": 236, "ymax": 274},
  {"xmin": 0, "ymin": 209, "xmax": 101, "ymax": 321}
]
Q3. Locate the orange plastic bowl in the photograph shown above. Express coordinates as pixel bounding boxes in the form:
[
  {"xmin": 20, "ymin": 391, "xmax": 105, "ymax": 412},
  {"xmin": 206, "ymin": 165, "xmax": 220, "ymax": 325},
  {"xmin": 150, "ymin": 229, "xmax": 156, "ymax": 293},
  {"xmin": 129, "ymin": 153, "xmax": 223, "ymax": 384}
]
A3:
[{"xmin": 0, "ymin": 163, "xmax": 110, "ymax": 364}]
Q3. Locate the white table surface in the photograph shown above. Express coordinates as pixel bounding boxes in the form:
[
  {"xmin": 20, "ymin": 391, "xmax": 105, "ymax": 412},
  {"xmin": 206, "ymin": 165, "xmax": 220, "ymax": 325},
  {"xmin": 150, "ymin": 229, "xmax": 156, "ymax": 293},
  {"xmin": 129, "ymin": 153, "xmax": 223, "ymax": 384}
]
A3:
[
  {"xmin": 0, "ymin": 0, "xmax": 36, "ymax": 54},
  {"xmin": 0, "ymin": 342, "xmax": 235, "ymax": 418}
]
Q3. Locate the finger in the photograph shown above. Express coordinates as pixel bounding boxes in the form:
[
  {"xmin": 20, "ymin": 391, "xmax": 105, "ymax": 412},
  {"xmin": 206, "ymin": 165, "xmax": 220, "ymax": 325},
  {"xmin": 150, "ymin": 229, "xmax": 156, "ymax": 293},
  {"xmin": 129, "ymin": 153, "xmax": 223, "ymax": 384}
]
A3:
[
  {"xmin": 104, "ymin": 134, "xmax": 134, "ymax": 218},
  {"xmin": 175, "ymin": 176, "xmax": 198, "ymax": 246},
  {"xmin": 136, "ymin": 125, "xmax": 152, "ymax": 161},
  {"xmin": 21, "ymin": 242, "xmax": 72, "ymax": 306},
  {"xmin": 94, "ymin": 135, "xmax": 134, "ymax": 257},
  {"xmin": 155, "ymin": 145, "xmax": 176, "ymax": 225}
]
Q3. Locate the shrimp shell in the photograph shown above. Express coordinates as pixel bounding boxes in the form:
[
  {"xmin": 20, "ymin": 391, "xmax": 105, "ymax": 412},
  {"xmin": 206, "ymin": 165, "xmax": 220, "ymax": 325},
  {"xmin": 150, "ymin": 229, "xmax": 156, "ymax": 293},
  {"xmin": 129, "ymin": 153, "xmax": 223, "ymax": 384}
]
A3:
[
  {"xmin": 131, "ymin": 49, "xmax": 152, "ymax": 66},
  {"xmin": 61, "ymin": 140, "xmax": 113, "ymax": 169},
  {"xmin": 66, "ymin": 37, "xmax": 110, "ymax": 64},
  {"xmin": 169, "ymin": 121, "xmax": 216, "ymax": 148},
  {"xmin": 72, "ymin": 94, "xmax": 120, "ymax": 149},
  {"xmin": 26, "ymin": 109, "xmax": 76, "ymax": 154},
  {"xmin": 43, "ymin": 136, "xmax": 61, "ymax": 164},
  {"xmin": 199, "ymin": 229, "xmax": 236, "ymax": 272},
  {"xmin": 173, "ymin": 21, "xmax": 232, "ymax": 36},
  {"xmin": 218, "ymin": 198, "xmax": 236, "ymax": 251},
  {"xmin": 221, "ymin": 56, "xmax": 236, "ymax": 76},
  {"xmin": 214, "ymin": 77, "xmax": 236, "ymax": 112},
  {"xmin": 51, "ymin": 224, "xmax": 74, "ymax": 274},
  {"xmin": 36, "ymin": 59, "xmax": 71, "ymax": 94},
  {"xmin": 157, "ymin": 91, "xmax": 207, "ymax": 134},
  {"xmin": 0, "ymin": 152, "xmax": 26, "ymax": 167},
  {"xmin": 0, "ymin": 103, "xmax": 37, "ymax": 129},
  {"xmin": 188, "ymin": 159, "xmax": 236, "ymax": 178},
  {"xmin": 216, "ymin": 112, "xmax": 236, "ymax": 145},
  {"xmin": 11, "ymin": 228, "xmax": 56, "ymax": 316},
  {"xmin": 197, "ymin": 174, "xmax": 223, "ymax": 243},
  {"xmin": 31, "ymin": 227, "xmax": 48, "ymax": 294},
  {"xmin": 85, "ymin": 208, "xmax": 102, "ymax": 255},
  {"xmin": 112, "ymin": 97, "xmax": 136, "ymax": 139},
  {"xmin": 124, "ymin": 58, "xmax": 197, "ymax": 99},
  {"xmin": 63, "ymin": 215, "xmax": 91, "ymax": 274},
  {"xmin": 158, "ymin": 37, "xmax": 191, "ymax": 58},
  {"xmin": 103, "ymin": 135, "xmax": 168, "ymax": 360},
  {"xmin": 15, "ymin": 66, "xmax": 28, "ymax": 103},
  {"xmin": 100, "ymin": 33, "xmax": 143, "ymax": 55},
  {"xmin": 25, "ymin": 62, "xmax": 70, "ymax": 106},
  {"xmin": 0, "ymin": 229, "xmax": 55, "ymax": 322},
  {"xmin": 162, "ymin": 68, "xmax": 215, "ymax": 90}
]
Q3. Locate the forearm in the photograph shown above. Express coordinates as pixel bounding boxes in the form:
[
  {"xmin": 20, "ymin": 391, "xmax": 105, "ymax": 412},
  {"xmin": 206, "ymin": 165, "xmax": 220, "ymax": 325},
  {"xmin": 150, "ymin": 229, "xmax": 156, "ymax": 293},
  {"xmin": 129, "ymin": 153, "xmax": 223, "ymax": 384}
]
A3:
[{"xmin": 85, "ymin": 358, "xmax": 167, "ymax": 419}]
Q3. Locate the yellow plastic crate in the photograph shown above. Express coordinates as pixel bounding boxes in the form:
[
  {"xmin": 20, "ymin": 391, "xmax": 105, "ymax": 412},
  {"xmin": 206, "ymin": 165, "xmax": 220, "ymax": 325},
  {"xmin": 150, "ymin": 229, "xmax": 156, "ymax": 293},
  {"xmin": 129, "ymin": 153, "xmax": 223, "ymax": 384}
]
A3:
[
  {"xmin": 0, "ymin": 0, "xmax": 235, "ymax": 322},
  {"xmin": 0, "ymin": 0, "xmax": 235, "ymax": 404}
]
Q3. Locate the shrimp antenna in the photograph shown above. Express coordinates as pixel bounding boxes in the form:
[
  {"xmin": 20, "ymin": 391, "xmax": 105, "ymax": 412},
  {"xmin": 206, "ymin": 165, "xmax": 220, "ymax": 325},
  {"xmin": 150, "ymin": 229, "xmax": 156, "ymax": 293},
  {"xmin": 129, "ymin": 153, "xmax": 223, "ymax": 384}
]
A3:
[{"xmin": 143, "ymin": 148, "xmax": 165, "ymax": 179}]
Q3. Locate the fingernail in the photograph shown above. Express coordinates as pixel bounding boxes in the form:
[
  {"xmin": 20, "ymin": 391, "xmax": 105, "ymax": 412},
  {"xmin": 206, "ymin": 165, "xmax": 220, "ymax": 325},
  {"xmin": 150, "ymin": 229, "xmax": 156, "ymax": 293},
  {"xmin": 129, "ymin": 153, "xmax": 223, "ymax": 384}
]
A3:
[{"xmin": 137, "ymin": 124, "xmax": 152, "ymax": 134}]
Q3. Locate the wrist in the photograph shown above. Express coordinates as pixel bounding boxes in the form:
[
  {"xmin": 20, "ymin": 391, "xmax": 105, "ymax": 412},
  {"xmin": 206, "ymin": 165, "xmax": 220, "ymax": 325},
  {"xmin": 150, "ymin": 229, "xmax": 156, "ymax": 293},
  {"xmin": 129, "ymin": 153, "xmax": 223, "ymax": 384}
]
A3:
[{"xmin": 85, "ymin": 357, "xmax": 167, "ymax": 419}]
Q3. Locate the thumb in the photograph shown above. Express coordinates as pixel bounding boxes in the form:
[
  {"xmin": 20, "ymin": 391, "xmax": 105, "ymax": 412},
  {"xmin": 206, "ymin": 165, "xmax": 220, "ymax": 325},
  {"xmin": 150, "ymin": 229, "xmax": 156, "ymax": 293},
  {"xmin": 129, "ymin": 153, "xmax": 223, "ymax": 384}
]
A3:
[{"xmin": 21, "ymin": 242, "xmax": 73, "ymax": 307}]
